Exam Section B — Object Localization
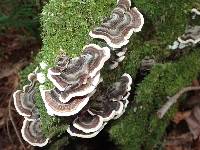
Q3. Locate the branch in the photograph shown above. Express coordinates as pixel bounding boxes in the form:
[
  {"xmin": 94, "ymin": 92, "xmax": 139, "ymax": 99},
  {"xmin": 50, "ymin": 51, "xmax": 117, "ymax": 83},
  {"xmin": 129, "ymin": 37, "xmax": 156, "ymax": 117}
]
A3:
[{"xmin": 157, "ymin": 86, "xmax": 200, "ymax": 119}]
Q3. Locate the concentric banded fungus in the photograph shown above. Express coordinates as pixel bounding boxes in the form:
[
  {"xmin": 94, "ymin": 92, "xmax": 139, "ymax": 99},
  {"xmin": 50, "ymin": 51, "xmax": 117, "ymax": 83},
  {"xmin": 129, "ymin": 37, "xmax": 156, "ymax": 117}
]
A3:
[
  {"xmin": 13, "ymin": 73, "xmax": 38, "ymax": 119},
  {"xmin": 113, "ymin": 99, "xmax": 129, "ymax": 119},
  {"xmin": 178, "ymin": 26, "xmax": 200, "ymax": 44},
  {"xmin": 58, "ymin": 72, "xmax": 101, "ymax": 103},
  {"xmin": 89, "ymin": 0, "xmax": 144, "ymax": 48},
  {"xmin": 40, "ymin": 86, "xmax": 91, "ymax": 116},
  {"xmin": 47, "ymin": 44, "xmax": 110, "ymax": 103},
  {"xmin": 83, "ymin": 44, "xmax": 111, "ymax": 78},
  {"xmin": 48, "ymin": 55, "xmax": 90, "ymax": 92},
  {"xmin": 89, "ymin": 96, "xmax": 121, "ymax": 121},
  {"xmin": 67, "ymin": 73, "xmax": 132, "ymax": 138},
  {"xmin": 108, "ymin": 73, "xmax": 132, "ymax": 100},
  {"xmin": 21, "ymin": 119, "xmax": 49, "ymax": 147},
  {"xmin": 140, "ymin": 57, "xmax": 156, "ymax": 75},
  {"xmin": 67, "ymin": 123, "xmax": 107, "ymax": 138},
  {"xmin": 117, "ymin": 0, "xmax": 131, "ymax": 10},
  {"xmin": 109, "ymin": 61, "xmax": 119, "ymax": 70},
  {"xmin": 116, "ymin": 47, "xmax": 128, "ymax": 57},
  {"xmin": 73, "ymin": 111, "xmax": 104, "ymax": 133},
  {"xmin": 108, "ymin": 47, "xmax": 127, "ymax": 70},
  {"xmin": 88, "ymin": 73, "xmax": 132, "ymax": 121}
]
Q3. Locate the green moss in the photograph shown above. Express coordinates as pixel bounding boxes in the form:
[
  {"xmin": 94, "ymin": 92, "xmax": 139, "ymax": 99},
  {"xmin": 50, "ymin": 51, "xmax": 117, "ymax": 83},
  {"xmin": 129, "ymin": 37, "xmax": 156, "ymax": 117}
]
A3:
[{"xmin": 38, "ymin": 0, "xmax": 116, "ymax": 67}]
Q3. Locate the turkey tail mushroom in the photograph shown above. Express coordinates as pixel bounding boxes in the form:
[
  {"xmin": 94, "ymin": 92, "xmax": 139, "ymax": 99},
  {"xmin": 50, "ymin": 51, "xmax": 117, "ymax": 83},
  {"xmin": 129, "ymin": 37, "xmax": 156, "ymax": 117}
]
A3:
[
  {"xmin": 47, "ymin": 44, "xmax": 110, "ymax": 103},
  {"xmin": 13, "ymin": 72, "xmax": 39, "ymax": 120},
  {"xmin": 21, "ymin": 119, "xmax": 49, "ymax": 147},
  {"xmin": 89, "ymin": 0, "xmax": 144, "ymax": 49},
  {"xmin": 40, "ymin": 86, "xmax": 92, "ymax": 116},
  {"xmin": 67, "ymin": 73, "xmax": 132, "ymax": 138},
  {"xmin": 58, "ymin": 72, "xmax": 100, "ymax": 103},
  {"xmin": 178, "ymin": 26, "xmax": 200, "ymax": 45},
  {"xmin": 67, "ymin": 123, "xmax": 107, "ymax": 138},
  {"xmin": 72, "ymin": 110, "xmax": 104, "ymax": 133}
]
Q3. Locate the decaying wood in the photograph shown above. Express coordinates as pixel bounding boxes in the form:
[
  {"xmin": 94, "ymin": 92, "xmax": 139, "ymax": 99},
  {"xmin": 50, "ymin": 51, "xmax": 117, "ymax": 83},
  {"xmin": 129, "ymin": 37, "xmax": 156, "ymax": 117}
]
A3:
[{"xmin": 157, "ymin": 86, "xmax": 200, "ymax": 119}]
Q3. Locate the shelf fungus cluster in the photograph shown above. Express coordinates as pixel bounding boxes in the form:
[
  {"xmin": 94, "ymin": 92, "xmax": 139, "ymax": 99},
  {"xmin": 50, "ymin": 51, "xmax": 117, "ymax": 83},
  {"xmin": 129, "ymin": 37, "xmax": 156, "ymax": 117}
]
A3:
[
  {"xmin": 40, "ymin": 44, "xmax": 110, "ymax": 116},
  {"xmin": 90, "ymin": 0, "xmax": 144, "ymax": 49},
  {"xmin": 67, "ymin": 73, "xmax": 132, "ymax": 138},
  {"xmin": 89, "ymin": 0, "xmax": 144, "ymax": 69},
  {"xmin": 13, "ymin": 72, "xmax": 49, "ymax": 147},
  {"xmin": 12, "ymin": 0, "xmax": 142, "ymax": 147}
]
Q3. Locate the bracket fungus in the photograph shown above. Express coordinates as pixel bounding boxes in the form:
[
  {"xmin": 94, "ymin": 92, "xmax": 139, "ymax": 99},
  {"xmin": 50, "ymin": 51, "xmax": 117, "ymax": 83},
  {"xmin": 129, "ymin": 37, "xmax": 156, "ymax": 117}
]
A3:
[
  {"xmin": 108, "ymin": 47, "xmax": 128, "ymax": 70},
  {"xmin": 21, "ymin": 118, "xmax": 49, "ymax": 147},
  {"xmin": 13, "ymin": 72, "xmax": 39, "ymax": 120},
  {"xmin": 88, "ymin": 96, "xmax": 123, "ymax": 122},
  {"xmin": 12, "ymin": 0, "xmax": 139, "ymax": 146},
  {"xmin": 140, "ymin": 57, "xmax": 156, "ymax": 75},
  {"xmin": 13, "ymin": 71, "xmax": 49, "ymax": 147},
  {"xmin": 72, "ymin": 110, "xmax": 104, "ymax": 133},
  {"xmin": 47, "ymin": 44, "xmax": 110, "ymax": 103},
  {"xmin": 178, "ymin": 26, "xmax": 200, "ymax": 45},
  {"xmin": 67, "ymin": 123, "xmax": 107, "ymax": 138},
  {"xmin": 40, "ymin": 86, "xmax": 92, "ymax": 116},
  {"xmin": 89, "ymin": 0, "xmax": 144, "ymax": 48},
  {"xmin": 67, "ymin": 73, "xmax": 132, "ymax": 138}
]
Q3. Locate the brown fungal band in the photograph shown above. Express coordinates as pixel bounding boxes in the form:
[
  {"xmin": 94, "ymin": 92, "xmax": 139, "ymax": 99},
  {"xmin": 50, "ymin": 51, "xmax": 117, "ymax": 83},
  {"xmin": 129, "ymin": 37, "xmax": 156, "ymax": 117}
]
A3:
[
  {"xmin": 117, "ymin": 0, "xmax": 131, "ymax": 10},
  {"xmin": 48, "ymin": 44, "xmax": 110, "ymax": 92},
  {"xmin": 40, "ymin": 86, "xmax": 91, "ymax": 116},
  {"xmin": 88, "ymin": 97, "xmax": 118, "ymax": 122},
  {"xmin": 47, "ymin": 55, "xmax": 90, "ymax": 92},
  {"xmin": 47, "ymin": 44, "xmax": 110, "ymax": 103},
  {"xmin": 58, "ymin": 72, "xmax": 101, "ymax": 103},
  {"xmin": 21, "ymin": 118, "xmax": 49, "ymax": 147},
  {"xmin": 178, "ymin": 26, "xmax": 200, "ymax": 44},
  {"xmin": 67, "ymin": 123, "xmax": 107, "ymax": 138},
  {"xmin": 13, "ymin": 73, "xmax": 38, "ymax": 119},
  {"xmin": 113, "ymin": 99, "xmax": 129, "ymax": 119},
  {"xmin": 83, "ymin": 44, "xmax": 110, "ymax": 78},
  {"xmin": 72, "ymin": 111, "xmax": 104, "ymax": 133},
  {"xmin": 108, "ymin": 73, "xmax": 132, "ymax": 101},
  {"xmin": 89, "ymin": 0, "xmax": 144, "ymax": 48}
]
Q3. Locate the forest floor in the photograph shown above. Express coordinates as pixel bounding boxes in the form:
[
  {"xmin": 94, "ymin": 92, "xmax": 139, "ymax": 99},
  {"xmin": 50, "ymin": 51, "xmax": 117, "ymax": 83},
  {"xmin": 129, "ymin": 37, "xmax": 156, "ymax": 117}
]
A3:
[{"xmin": 0, "ymin": 29, "xmax": 41, "ymax": 150}]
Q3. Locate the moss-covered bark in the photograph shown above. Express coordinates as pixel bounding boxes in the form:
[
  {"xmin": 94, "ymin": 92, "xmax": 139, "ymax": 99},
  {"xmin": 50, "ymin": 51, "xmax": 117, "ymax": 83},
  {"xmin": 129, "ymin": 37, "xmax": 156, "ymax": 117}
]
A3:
[
  {"xmin": 20, "ymin": 0, "xmax": 200, "ymax": 149},
  {"xmin": 110, "ymin": 49, "xmax": 200, "ymax": 149}
]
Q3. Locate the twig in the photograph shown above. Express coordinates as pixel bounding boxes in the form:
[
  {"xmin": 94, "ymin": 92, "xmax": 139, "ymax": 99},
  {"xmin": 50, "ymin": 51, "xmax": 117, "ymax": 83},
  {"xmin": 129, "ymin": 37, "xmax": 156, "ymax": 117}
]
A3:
[
  {"xmin": 8, "ymin": 97, "xmax": 26, "ymax": 149},
  {"xmin": 157, "ymin": 86, "xmax": 200, "ymax": 119},
  {"xmin": 6, "ymin": 119, "xmax": 14, "ymax": 145}
]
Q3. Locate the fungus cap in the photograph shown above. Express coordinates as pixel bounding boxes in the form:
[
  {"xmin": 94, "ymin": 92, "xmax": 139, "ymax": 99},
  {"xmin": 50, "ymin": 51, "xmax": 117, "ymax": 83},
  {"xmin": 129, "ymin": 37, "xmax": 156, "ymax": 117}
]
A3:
[
  {"xmin": 89, "ymin": 5, "xmax": 144, "ymax": 48},
  {"xmin": 72, "ymin": 111, "xmax": 104, "ymax": 133},
  {"xmin": 178, "ymin": 26, "xmax": 200, "ymax": 44},
  {"xmin": 21, "ymin": 119, "xmax": 49, "ymax": 147},
  {"xmin": 40, "ymin": 86, "xmax": 92, "ymax": 116},
  {"xmin": 13, "ymin": 73, "xmax": 38, "ymax": 118}
]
